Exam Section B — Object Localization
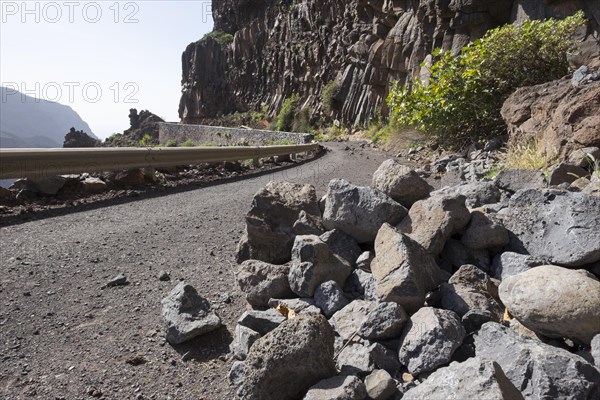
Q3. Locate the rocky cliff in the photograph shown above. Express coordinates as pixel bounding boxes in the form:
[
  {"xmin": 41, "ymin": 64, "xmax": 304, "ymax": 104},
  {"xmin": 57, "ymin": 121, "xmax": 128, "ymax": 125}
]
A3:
[{"xmin": 179, "ymin": 0, "xmax": 600, "ymax": 126}]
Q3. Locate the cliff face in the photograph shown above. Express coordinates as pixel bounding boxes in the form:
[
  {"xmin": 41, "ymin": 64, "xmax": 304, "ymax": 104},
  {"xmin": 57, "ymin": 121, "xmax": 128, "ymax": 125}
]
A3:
[{"xmin": 179, "ymin": 0, "xmax": 600, "ymax": 126}]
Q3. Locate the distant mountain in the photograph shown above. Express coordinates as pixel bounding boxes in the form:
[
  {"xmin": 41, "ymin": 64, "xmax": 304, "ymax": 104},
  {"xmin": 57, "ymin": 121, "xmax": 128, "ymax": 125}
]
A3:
[{"xmin": 0, "ymin": 86, "xmax": 97, "ymax": 148}]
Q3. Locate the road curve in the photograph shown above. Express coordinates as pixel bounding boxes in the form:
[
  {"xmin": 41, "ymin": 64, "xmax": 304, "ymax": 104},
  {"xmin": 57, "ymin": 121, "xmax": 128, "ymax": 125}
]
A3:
[{"xmin": 0, "ymin": 142, "xmax": 391, "ymax": 399}]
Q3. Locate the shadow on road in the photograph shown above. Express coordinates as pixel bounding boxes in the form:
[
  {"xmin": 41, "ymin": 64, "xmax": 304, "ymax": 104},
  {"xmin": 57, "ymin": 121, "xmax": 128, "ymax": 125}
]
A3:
[{"xmin": 171, "ymin": 326, "xmax": 233, "ymax": 364}]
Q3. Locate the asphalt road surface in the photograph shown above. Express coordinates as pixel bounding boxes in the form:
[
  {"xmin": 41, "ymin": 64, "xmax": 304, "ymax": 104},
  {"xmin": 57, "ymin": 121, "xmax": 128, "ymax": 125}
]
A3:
[{"xmin": 0, "ymin": 142, "xmax": 391, "ymax": 399}]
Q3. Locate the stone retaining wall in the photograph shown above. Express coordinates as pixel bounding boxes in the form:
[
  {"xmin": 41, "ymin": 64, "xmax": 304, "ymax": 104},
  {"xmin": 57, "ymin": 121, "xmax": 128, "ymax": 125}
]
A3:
[{"xmin": 158, "ymin": 123, "xmax": 314, "ymax": 146}]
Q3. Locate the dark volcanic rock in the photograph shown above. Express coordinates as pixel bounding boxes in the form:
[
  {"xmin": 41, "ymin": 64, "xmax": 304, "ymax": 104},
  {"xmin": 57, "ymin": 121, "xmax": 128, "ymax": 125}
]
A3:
[
  {"xmin": 475, "ymin": 322, "xmax": 600, "ymax": 399},
  {"xmin": 500, "ymin": 189, "xmax": 600, "ymax": 267},
  {"xmin": 238, "ymin": 313, "xmax": 336, "ymax": 400},
  {"xmin": 180, "ymin": 0, "xmax": 599, "ymax": 126},
  {"xmin": 63, "ymin": 127, "xmax": 99, "ymax": 148},
  {"xmin": 161, "ymin": 282, "xmax": 222, "ymax": 345},
  {"xmin": 236, "ymin": 181, "xmax": 321, "ymax": 264}
]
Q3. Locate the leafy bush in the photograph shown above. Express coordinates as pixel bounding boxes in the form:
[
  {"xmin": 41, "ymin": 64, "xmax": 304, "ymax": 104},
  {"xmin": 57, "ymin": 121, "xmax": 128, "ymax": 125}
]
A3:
[
  {"xmin": 205, "ymin": 30, "xmax": 234, "ymax": 47},
  {"xmin": 387, "ymin": 11, "xmax": 585, "ymax": 148},
  {"xmin": 322, "ymin": 81, "xmax": 341, "ymax": 114},
  {"xmin": 275, "ymin": 94, "xmax": 301, "ymax": 131},
  {"xmin": 164, "ymin": 139, "xmax": 178, "ymax": 147},
  {"xmin": 139, "ymin": 133, "xmax": 154, "ymax": 147}
]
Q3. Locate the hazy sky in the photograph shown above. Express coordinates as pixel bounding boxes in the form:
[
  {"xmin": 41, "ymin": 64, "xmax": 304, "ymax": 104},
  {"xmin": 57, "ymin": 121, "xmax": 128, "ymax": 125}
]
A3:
[{"xmin": 1, "ymin": 0, "xmax": 214, "ymax": 139}]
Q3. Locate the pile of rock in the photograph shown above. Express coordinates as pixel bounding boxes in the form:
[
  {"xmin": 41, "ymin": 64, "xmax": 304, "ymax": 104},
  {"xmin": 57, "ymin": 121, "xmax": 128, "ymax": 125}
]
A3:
[{"xmin": 227, "ymin": 158, "xmax": 600, "ymax": 399}]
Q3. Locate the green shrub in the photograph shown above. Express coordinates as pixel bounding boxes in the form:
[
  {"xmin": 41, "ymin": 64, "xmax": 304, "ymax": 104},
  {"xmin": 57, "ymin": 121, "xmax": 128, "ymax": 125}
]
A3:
[
  {"xmin": 164, "ymin": 139, "xmax": 178, "ymax": 147},
  {"xmin": 181, "ymin": 139, "xmax": 196, "ymax": 147},
  {"xmin": 205, "ymin": 30, "xmax": 234, "ymax": 47},
  {"xmin": 387, "ymin": 11, "xmax": 585, "ymax": 149},
  {"xmin": 139, "ymin": 133, "xmax": 154, "ymax": 147},
  {"xmin": 322, "ymin": 81, "xmax": 341, "ymax": 114},
  {"xmin": 292, "ymin": 107, "xmax": 312, "ymax": 133},
  {"xmin": 275, "ymin": 94, "xmax": 301, "ymax": 132}
]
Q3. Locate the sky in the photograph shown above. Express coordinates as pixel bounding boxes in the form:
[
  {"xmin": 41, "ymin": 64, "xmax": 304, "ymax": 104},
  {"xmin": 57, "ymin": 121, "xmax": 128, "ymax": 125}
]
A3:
[{"xmin": 0, "ymin": 0, "xmax": 214, "ymax": 139}]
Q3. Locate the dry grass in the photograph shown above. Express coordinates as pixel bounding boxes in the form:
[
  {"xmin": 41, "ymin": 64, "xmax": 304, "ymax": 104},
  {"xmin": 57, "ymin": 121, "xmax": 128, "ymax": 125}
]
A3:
[{"xmin": 502, "ymin": 139, "xmax": 557, "ymax": 171}]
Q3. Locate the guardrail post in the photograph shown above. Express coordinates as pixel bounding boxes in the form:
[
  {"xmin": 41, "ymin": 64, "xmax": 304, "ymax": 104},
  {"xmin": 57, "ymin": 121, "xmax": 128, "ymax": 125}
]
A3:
[{"xmin": 252, "ymin": 158, "xmax": 260, "ymax": 168}]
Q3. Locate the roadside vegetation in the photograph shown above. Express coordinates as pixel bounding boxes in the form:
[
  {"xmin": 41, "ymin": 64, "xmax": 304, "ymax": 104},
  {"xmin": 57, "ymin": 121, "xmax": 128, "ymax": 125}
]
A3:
[{"xmin": 386, "ymin": 11, "xmax": 585, "ymax": 149}]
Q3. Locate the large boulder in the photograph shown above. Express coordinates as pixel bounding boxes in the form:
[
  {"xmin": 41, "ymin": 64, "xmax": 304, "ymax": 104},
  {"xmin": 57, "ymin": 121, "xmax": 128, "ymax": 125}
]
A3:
[
  {"xmin": 432, "ymin": 181, "xmax": 501, "ymax": 208},
  {"xmin": 371, "ymin": 159, "xmax": 433, "ymax": 208},
  {"xmin": 238, "ymin": 313, "xmax": 336, "ymax": 400},
  {"xmin": 235, "ymin": 260, "xmax": 293, "ymax": 308},
  {"xmin": 402, "ymin": 357, "xmax": 523, "ymax": 400},
  {"xmin": 490, "ymin": 252, "xmax": 547, "ymax": 280},
  {"xmin": 499, "ymin": 265, "xmax": 600, "ymax": 344},
  {"xmin": 475, "ymin": 322, "xmax": 600, "ymax": 399},
  {"xmin": 501, "ymin": 76, "xmax": 600, "ymax": 159},
  {"xmin": 30, "ymin": 175, "xmax": 66, "ymax": 195},
  {"xmin": 441, "ymin": 266, "xmax": 502, "ymax": 322},
  {"xmin": 319, "ymin": 229, "xmax": 362, "ymax": 268},
  {"xmin": 330, "ymin": 300, "xmax": 378, "ymax": 341},
  {"xmin": 322, "ymin": 179, "xmax": 407, "ymax": 243},
  {"xmin": 398, "ymin": 193, "xmax": 471, "ymax": 256},
  {"xmin": 161, "ymin": 282, "xmax": 222, "ymax": 345},
  {"xmin": 461, "ymin": 210, "xmax": 509, "ymax": 250},
  {"xmin": 236, "ymin": 182, "xmax": 321, "ymax": 264},
  {"xmin": 358, "ymin": 301, "xmax": 408, "ymax": 341},
  {"xmin": 336, "ymin": 342, "xmax": 400, "ymax": 377},
  {"xmin": 371, "ymin": 224, "xmax": 440, "ymax": 314},
  {"xmin": 288, "ymin": 235, "xmax": 352, "ymax": 297},
  {"xmin": 494, "ymin": 169, "xmax": 546, "ymax": 193},
  {"xmin": 398, "ymin": 307, "xmax": 466, "ymax": 376},
  {"xmin": 500, "ymin": 189, "xmax": 600, "ymax": 266}
]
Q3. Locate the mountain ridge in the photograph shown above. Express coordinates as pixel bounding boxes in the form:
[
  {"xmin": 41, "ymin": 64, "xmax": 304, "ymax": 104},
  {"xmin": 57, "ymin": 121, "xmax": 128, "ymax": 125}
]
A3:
[{"xmin": 0, "ymin": 86, "xmax": 97, "ymax": 148}]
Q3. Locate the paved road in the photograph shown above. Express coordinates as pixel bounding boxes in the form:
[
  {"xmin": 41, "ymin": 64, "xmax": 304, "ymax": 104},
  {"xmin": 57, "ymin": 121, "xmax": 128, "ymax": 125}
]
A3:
[{"xmin": 0, "ymin": 142, "xmax": 391, "ymax": 399}]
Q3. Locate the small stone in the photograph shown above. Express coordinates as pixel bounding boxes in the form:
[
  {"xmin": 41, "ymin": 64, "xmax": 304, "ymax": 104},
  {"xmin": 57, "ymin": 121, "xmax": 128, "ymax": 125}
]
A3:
[
  {"xmin": 330, "ymin": 300, "xmax": 377, "ymax": 341},
  {"xmin": 158, "ymin": 270, "xmax": 170, "ymax": 281},
  {"xmin": 303, "ymin": 375, "xmax": 367, "ymax": 400},
  {"xmin": 103, "ymin": 274, "xmax": 128, "ymax": 288},
  {"xmin": 591, "ymin": 334, "xmax": 600, "ymax": 369},
  {"xmin": 125, "ymin": 354, "xmax": 148, "ymax": 366},
  {"xmin": 161, "ymin": 282, "xmax": 222, "ymax": 345},
  {"xmin": 319, "ymin": 229, "xmax": 362, "ymax": 268},
  {"xmin": 364, "ymin": 369, "xmax": 396, "ymax": 400},
  {"xmin": 314, "ymin": 280, "xmax": 349, "ymax": 318}
]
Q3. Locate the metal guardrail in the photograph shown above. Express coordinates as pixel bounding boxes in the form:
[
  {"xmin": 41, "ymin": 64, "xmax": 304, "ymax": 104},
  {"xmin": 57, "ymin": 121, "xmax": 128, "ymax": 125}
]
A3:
[{"xmin": 0, "ymin": 143, "xmax": 320, "ymax": 179}]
